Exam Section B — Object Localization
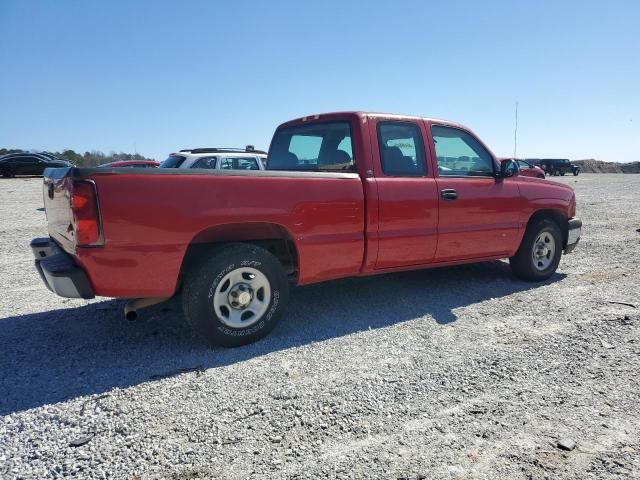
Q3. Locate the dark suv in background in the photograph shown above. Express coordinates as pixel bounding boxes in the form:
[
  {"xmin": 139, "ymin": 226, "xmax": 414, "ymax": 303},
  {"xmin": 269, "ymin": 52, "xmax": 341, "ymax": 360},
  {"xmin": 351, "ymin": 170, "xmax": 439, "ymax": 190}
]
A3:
[
  {"xmin": 527, "ymin": 158, "xmax": 580, "ymax": 176},
  {"xmin": 0, "ymin": 153, "xmax": 72, "ymax": 177}
]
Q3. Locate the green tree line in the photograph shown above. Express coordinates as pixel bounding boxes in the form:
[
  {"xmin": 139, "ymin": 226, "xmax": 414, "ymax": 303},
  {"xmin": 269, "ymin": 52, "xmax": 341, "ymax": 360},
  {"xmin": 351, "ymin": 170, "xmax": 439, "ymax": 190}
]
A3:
[{"xmin": 0, "ymin": 148, "xmax": 155, "ymax": 167}]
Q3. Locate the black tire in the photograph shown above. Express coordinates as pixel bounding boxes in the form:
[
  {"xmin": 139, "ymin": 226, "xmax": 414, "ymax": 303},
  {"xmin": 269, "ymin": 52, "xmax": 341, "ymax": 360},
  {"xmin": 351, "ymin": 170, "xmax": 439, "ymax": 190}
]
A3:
[
  {"xmin": 510, "ymin": 218, "xmax": 563, "ymax": 281},
  {"xmin": 182, "ymin": 243, "xmax": 289, "ymax": 347},
  {"xmin": 573, "ymin": 170, "xmax": 579, "ymax": 176},
  {"xmin": 1, "ymin": 167, "xmax": 13, "ymax": 178},
  {"xmin": 560, "ymin": 172, "xmax": 566, "ymax": 176}
]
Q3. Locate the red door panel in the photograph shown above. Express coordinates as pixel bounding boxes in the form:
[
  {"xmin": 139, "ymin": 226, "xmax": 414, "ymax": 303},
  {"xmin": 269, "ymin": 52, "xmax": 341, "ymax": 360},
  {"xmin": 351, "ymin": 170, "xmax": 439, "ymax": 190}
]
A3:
[
  {"xmin": 375, "ymin": 177, "xmax": 439, "ymax": 268},
  {"xmin": 367, "ymin": 117, "xmax": 439, "ymax": 269},
  {"xmin": 434, "ymin": 177, "xmax": 523, "ymax": 261}
]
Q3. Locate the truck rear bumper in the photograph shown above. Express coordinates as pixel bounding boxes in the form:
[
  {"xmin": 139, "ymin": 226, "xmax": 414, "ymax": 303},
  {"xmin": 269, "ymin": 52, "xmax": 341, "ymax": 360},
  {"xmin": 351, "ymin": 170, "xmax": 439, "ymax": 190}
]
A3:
[
  {"xmin": 31, "ymin": 237, "xmax": 95, "ymax": 299},
  {"xmin": 565, "ymin": 218, "xmax": 582, "ymax": 254}
]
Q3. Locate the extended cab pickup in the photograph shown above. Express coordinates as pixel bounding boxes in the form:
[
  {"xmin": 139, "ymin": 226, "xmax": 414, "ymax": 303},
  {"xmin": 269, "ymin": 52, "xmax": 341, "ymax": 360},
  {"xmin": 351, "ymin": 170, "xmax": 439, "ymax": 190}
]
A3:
[{"xmin": 32, "ymin": 112, "xmax": 581, "ymax": 346}]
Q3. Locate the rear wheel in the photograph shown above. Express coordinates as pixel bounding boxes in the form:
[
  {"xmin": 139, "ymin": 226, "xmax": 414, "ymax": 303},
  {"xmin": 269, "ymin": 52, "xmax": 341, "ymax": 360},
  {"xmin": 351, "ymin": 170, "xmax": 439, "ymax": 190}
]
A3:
[
  {"xmin": 1, "ymin": 167, "xmax": 14, "ymax": 178},
  {"xmin": 510, "ymin": 218, "xmax": 562, "ymax": 281},
  {"xmin": 182, "ymin": 243, "xmax": 289, "ymax": 347}
]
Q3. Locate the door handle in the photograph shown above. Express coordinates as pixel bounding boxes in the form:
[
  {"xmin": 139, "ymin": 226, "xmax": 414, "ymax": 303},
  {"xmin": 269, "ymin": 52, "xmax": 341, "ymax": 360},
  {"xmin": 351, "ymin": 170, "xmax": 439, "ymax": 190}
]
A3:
[{"xmin": 440, "ymin": 188, "xmax": 458, "ymax": 201}]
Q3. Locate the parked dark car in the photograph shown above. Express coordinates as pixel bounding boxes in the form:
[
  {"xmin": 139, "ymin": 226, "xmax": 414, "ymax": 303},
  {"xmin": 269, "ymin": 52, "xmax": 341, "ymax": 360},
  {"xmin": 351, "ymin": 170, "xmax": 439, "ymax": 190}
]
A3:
[
  {"xmin": 527, "ymin": 158, "xmax": 579, "ymax": 176},
  {"xmin": 0, "ymin": 153, "xmax": 72, "ymax": 177}
]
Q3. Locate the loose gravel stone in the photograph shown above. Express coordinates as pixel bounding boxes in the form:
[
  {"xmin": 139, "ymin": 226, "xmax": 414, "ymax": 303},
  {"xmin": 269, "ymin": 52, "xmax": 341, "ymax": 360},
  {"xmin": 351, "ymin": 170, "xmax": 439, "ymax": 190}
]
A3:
[
  {"xmin": 69, "ymin": 435, "xmax": 94, "ymax": 447},
  {"xmin": 557, "ymin": 438, "xmax": 577, "ymax": 451}
]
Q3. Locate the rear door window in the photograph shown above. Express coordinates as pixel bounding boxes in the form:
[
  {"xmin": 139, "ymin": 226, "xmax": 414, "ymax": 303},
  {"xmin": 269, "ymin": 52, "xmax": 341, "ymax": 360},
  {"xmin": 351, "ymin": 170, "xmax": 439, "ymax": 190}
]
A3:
[{"xmin": 377, "ymin": 122, "xmax": 426, "ymax": 176}]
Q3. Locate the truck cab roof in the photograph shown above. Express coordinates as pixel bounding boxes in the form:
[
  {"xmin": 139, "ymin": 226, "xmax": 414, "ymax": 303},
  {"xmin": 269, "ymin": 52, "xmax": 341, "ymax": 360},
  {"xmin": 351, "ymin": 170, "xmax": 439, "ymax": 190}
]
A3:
[{"xmin": 279, "ymin": 111, "xmax": 470, "ymax": 131}]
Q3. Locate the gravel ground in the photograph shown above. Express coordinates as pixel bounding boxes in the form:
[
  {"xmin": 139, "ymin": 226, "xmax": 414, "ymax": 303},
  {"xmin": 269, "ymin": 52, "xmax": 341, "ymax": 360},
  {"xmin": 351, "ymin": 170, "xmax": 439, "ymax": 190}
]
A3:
[{"xmin": 1, "ymin": 174, "xmax": 639, "ymax": 479}]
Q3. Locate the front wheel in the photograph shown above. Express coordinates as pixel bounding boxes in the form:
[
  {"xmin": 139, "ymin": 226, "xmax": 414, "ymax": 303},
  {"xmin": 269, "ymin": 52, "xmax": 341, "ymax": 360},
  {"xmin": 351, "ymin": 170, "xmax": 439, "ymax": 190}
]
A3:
[
  {"xmin": 1, "ymin": 167, "xmax": 14, "ymax": 178},
  {"xmin": 510, "ymin": 218, "xmax": 562, "ymax": 281},
  {"xmin": 182, "ymin": 243, "xmax": 289, "ymax": 347}
]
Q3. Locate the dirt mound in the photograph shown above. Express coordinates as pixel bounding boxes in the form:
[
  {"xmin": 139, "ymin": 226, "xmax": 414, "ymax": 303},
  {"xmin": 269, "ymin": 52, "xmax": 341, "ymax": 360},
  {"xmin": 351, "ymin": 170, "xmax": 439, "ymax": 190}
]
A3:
[{"xmin": 574, "ymin": 159, "xmax": 640, "ymax": 173}]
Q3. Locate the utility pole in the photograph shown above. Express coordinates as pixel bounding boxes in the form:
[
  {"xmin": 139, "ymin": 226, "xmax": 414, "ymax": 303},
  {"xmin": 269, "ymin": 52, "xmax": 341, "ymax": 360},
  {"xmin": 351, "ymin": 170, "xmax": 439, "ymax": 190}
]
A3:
[{"xmin": 513, "ymin": 101, "xmax": 519, "ymax": 158}]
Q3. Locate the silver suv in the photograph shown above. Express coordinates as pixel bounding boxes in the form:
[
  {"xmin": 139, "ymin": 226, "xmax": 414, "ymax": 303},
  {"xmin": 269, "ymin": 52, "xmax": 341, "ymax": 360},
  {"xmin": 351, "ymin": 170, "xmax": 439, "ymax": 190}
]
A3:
[{"xmin": 160, "ymin": 146, "xmax": 267, "ymax": 171}]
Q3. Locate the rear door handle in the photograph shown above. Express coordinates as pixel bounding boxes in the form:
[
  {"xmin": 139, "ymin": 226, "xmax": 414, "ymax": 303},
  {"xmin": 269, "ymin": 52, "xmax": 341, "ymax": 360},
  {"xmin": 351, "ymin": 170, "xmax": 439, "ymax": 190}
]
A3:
[{"xmin": 440, "ymin": 189, "xmax": 458, "ymax": 201}]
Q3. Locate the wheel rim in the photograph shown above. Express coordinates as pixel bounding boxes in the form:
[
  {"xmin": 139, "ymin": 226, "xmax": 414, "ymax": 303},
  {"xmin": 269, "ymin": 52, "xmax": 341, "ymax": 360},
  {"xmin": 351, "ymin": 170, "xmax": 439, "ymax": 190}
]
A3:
[
  {"xmin": 531, "ymin": 231, "xmax": 556, "ymax": 271},
  {"xmin": 212, "ymin": 267, "xmax": 271, "ymax": 329}
]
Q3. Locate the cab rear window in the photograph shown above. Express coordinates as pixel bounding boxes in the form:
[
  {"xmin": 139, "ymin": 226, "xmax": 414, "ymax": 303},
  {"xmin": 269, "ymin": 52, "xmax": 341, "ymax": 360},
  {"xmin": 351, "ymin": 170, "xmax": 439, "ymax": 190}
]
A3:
[{"xmin": 267, "ymin": 122, "xmax": 355, "ymax": 172}]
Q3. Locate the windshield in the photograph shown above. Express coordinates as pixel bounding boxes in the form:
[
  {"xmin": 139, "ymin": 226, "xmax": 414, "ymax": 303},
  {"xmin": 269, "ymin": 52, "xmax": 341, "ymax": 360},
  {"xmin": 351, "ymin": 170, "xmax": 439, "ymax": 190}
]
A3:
[
  {"xmin": 267, "ymin": 121, "xmax": 355, "ymax": 171},
  {"xmin": 160, "ymin": 155, "xmax": 186, "ymax": 168}
]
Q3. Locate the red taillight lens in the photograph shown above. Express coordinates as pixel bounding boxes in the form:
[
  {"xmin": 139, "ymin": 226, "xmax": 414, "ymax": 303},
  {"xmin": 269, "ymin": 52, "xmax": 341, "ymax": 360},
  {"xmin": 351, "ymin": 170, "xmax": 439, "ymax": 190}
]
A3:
[{"xmin": 71, "ymin": 181, "xmax": 102, "ymax": 246}]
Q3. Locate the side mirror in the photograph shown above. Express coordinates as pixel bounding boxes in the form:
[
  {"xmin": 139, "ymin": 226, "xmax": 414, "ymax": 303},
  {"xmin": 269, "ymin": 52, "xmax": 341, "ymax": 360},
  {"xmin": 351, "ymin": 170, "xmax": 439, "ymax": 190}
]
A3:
[{"xmin": 498, "ymin": 158, "xmax": 518, "ymax": 179}]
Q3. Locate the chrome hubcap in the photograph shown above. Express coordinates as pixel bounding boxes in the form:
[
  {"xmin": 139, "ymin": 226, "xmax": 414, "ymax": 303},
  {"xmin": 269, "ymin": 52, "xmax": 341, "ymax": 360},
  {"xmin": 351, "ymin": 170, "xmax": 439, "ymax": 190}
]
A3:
[
  {"xmin": 213, "ymin": 267, "xmax": 271, "ymax": 329},
  {"xmin": 531, "ymin": 231, "xmax": 556, "ymax": 271}
]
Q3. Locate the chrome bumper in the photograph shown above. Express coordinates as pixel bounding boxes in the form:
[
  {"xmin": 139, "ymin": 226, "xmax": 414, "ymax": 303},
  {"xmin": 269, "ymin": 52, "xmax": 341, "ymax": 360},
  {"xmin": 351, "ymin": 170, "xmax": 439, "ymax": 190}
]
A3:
[{"xmin": 565, "ymin": 218, "xmax": 582, "ymax": 253}]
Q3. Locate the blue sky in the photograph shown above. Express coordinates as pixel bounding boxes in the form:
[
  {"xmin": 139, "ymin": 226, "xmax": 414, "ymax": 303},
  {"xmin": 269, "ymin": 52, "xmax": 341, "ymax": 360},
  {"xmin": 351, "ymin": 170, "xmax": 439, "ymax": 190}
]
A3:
[{"xmin": 1, "ymin": 0, "xmax": 638, "ymax": 162}]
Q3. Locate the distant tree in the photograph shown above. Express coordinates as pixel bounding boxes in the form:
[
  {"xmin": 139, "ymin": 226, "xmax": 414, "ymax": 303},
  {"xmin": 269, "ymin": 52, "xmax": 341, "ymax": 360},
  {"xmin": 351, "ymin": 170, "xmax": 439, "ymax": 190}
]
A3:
[
  {"xmin": 0, "ymin": 148, "xmax": 26, "ymax": 156},
  {"xmin": 59, "ymin": 149, "xmax": 84, "ymax": 165}
]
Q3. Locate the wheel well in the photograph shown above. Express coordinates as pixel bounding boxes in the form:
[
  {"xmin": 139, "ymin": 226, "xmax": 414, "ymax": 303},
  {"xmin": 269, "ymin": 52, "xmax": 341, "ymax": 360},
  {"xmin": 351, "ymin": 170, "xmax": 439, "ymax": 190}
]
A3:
[
  {"xmin": 527, "ymin": 209, "xmax": 568, "ymax": 246},
  {"xmin": 177, "ymin": 223, "xmax": 299, "ymax": 292}
]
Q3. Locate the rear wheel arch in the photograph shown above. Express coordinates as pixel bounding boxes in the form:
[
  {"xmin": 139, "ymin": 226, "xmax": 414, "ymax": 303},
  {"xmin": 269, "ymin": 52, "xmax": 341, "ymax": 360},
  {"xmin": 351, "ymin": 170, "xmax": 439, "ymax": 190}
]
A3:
[{"xmin": 177, "ymin": 222, "xmax": 299, "ymax": 292}]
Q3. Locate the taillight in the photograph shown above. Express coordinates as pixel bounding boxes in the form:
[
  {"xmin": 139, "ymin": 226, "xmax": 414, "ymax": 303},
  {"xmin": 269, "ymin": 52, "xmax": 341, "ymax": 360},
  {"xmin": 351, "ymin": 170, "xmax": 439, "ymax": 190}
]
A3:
[{"xmin": 71, "ymin": 180, "xmax": 103, "ymax": 246}]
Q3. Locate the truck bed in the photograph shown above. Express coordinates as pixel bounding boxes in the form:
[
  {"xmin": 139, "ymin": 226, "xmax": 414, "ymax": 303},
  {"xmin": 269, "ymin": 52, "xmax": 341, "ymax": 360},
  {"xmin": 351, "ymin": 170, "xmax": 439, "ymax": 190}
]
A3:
[{"xmin": 42, "ymin": 167, "xmax": 366, "ymax": 297}]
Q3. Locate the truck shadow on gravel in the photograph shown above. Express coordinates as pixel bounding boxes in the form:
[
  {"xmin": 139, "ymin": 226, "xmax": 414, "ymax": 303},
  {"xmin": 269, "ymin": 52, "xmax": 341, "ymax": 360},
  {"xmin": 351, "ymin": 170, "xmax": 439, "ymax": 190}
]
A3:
[{"xmin": 0, "ymin": 261, "xmax": 565, "ymax": 415}]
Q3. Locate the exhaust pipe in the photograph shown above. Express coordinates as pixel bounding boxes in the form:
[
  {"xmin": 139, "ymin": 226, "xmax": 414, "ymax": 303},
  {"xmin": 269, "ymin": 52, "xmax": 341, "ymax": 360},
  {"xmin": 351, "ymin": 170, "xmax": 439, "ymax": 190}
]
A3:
[{"xmin": 124, "ymin": 297, "xmax": 170, "ymax": 321}]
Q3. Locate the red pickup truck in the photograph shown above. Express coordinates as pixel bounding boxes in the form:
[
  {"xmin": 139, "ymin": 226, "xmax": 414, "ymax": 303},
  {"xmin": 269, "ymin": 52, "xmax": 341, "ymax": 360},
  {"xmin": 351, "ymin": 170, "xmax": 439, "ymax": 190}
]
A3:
[{"xmin": 32, "ymin": 112, "xmax": 581, "ymax": 346}]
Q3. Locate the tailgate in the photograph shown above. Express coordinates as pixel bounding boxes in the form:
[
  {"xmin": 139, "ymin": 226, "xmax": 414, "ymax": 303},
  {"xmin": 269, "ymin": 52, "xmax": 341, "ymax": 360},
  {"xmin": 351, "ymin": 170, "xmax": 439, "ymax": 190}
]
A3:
[{"xmin": 43, "ymin": 167, "xmax": 76, "ymax": 253}]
